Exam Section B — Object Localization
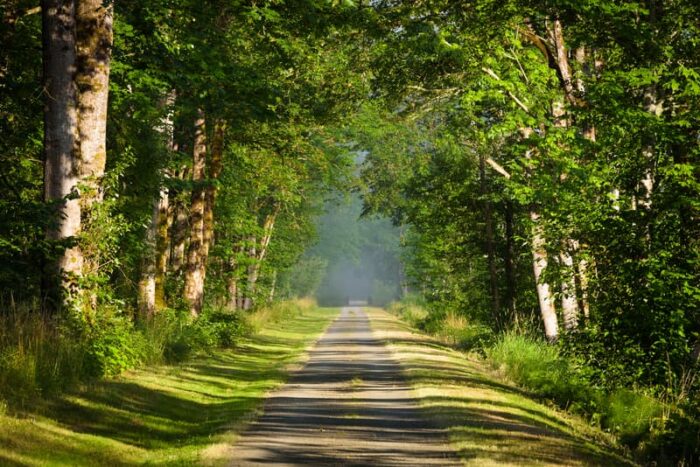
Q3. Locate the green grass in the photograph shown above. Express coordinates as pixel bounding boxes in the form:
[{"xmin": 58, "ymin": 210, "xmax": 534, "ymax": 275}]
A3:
[
  {"xmin": 0, "ymin": 306, "xmax": 339, "ymax": 466},
  {"xmin": 367, "ymin": 307, "xmax": 634, "ymax": 466}
]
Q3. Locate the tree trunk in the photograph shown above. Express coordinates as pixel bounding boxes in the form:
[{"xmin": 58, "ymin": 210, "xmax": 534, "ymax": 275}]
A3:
[
  {"xmin": 242, "ymin": 235, "xmax": 256, "ymax": 311},
  {"xmin": 503, "ymin": 201, "xmax": 518, "ymax": 325},
  {"xmin": 153, "ymin": 91, "xmax": 177, "ymax": 309},
  {"xmin": 154, "ymin": 189, "xmax": 170, "ymax": 309},
  {"xmin": 479, "ymin": 153, "xmax": 502, "ymax": 329},
  {"xmin": 138, "ymin": 196, "xmax": 158, "ymax": 319},
  {"xmin": 227, "ymin": 257, "xmax": 238, "ymax": 310},
  {"xmin": 522, "ymin": 126, "xmax": 559, "ymax": 341},
  {"xmin": 141, "ymin": 93, "xmax": 176, "ymax": 315},
  {"xmin": 268, "ymin": 269, "xmax": 277, "ymax": 303},
  {"xmin": 639, "ymin": 85, "xmax": 664, "ymax": 210},
  {"xmin": 559, "ymin": 246, "xmax": 578, "ymax": 331},
  {"xmin": 169, "ymin": 170, "xmax": 189, "ymax": 274},
  {"xmin": 183, "ymin": 110, "xmax": 207, "ymax": 317},
  {"xmin": 530, "ymin": 211, "xmax": 559, "ymax": 341},
  {"xmin": 243, "ymin": 207, "xmax": 279, "ymax": 310},
  {"xmin": 75, "ymin": 0, "xmax": 112, "ymax": 210},
  {"xmin": 551, "ymin": 98, "xmax": 580, "ymax": 330},
  {"xmin": 202, "ymin": 120, "xmax": 225, "ymax": 260},
  {"xmin": 42, "ymin": 0, "xmax": 82, "ymax": 308}
]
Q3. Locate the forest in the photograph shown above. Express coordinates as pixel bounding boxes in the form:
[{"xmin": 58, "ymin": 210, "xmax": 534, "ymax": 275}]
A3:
[{"xmin": 1, "ymin": 0, "xmax": 699, "ymax": 465}]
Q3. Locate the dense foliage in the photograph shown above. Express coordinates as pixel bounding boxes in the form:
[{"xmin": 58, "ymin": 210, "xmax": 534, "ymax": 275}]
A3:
[
  {"xmin": 0, "ymin": 0, "xmax": 698, "ymax": 463},
  {"xmin": 351, "ymin": 1, "xmax": 700, "ymax": 462}
]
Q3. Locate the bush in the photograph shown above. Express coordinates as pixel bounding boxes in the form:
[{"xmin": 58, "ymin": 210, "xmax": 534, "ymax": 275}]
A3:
[
  {"xmin": 603, "ymin": 389, "xmax": 664, "ymax": 447},
  {"xmin": 645, "ymin": 400, "xmax": 700, "ymax": 464},
  {"xmin": 83, "ymin": 314, "xmax": 145, "ymax": 378}
]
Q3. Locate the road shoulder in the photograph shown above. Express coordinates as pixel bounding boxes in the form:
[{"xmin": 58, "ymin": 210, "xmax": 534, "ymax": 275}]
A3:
[{"xmin": 366, "ymin": 307, "xmax": 634, "ymax": 467}]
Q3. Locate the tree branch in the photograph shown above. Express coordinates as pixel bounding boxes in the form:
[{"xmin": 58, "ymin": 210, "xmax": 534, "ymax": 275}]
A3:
[
  {"xmin": 482, "ymin": 67, "xmax": 531, "ymax": 114},
  {"xmin": 485, "ymin": 158, "xmax": 511, "ymax": 179}
]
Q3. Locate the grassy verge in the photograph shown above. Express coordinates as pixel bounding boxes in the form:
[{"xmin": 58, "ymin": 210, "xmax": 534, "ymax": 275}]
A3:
[
  {"xmin": 366, "ymin": 307, "xmax": 634, "ymax": 466},
  {"xmin": 0, "ymin": 304, "xmax": 339, "ymax": 466},
  {"xmin": 387, "ymin": 299, "xmax": 683, "ymax": 462}
]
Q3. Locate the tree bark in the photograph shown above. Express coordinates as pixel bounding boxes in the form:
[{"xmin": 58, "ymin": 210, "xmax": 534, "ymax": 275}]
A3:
[
  {"xmin": 202, "ymin": 120, "xmax": 225, "ymax": 260},
  {"xmin": 504, "ymin": 201, "xmax": 518, "ymax": 324},
  {"xmin": 169, "ymin": 168, "xmax": 189, "ymax": 274},
  {"xmin": 530, "ymin": 211, "xmax": 559, "ymax": 341},
  {"xmin": 42, "ymin": 0, "xmax": 82, "ymax": 308},
  {"xmin": 551, "ymin": 98, "xmax": 580, "ymax": 330},
  {"xmin": 153, "ymin": 91, "xmax": 177, "ymax": 309},
  {"xmin": 154, "ymin": 189, "xmax": 170, "ymax": 309},
  {"xmin": 242, "ymin": 235, "xmax": 256, "ymax": 311},
  {"xmin": 183, "ymin": 110, "xmax": 207, "ymax": 317},
  {"xmin": 243, "ymin": 206, "xmax": 279, "ymax": 310},
  {"xmin": 522, "ymin": 126, "xmax": 559, "ymax": 341},
  {"xmin": 479, "ymin": 153, "xmax": 502, "ymax": 329},
  {"xmin": 75, "ymin": 0, "xmax": 112, "ymax": 210},
  {"xmin": 138, "ymin": 196, "xmax": 158, "ymax": 319},
  {"xmin": 140, "ymin": 93, "xmax": 176, "ymax": 315},
  {"xmin": 226, "ymin": 253, "xmax": 239, "ymax": 311},
  {"xmin": 639, "ymin": 85, "xmax": 664, "ymax": 210}
]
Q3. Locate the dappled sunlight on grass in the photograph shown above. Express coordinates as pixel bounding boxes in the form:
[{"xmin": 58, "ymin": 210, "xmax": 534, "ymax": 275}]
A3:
[
  {"xmin": 0, "ymin": 307, "xmax": 339, "ymax": 466},
  {"xmin": 367, "ymin": 308, "xmax": 634, "ymax": 466}
]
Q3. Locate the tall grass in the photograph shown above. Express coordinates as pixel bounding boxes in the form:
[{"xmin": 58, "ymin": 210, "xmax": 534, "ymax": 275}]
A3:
[
  {"xmin": 388, "ymin": 299, "xmax": 668, "ymax": 457},
  {"xmin": 245, "ymin": 298, "xmax": 316, "ymax": 332},
  {"xmin": 388, "ymin": 298, "xmax": 493, "ymax": 351},
  {"xmin": 0, "ymin": 299, "xmax": 315, "ymax": 410},
  {"xmin": 0, "ymin": 307, "xmax": 84, "ymax": 407}
]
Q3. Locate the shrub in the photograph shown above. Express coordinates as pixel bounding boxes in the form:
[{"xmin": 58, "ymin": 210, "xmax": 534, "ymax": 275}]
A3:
[
  {"xmin": 83, "ymin": 314, "xmax": 145, "ymax": 378},
  {"xmin": 0, "ymin": 300, "xmax": 310, "ymax": 409},
  {"xmin": 603, "ymin": 389, "xmax": 664, "ymax": 447}
]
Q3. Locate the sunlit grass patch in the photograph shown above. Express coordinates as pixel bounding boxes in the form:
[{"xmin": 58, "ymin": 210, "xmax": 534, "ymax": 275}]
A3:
[
  {"xmin": 0, "ymin": 305, "xmax": 339, "ymax": 466},
  {"xmin": 366, "ymin": 307, "xmax": 633, "ymax": 466}
]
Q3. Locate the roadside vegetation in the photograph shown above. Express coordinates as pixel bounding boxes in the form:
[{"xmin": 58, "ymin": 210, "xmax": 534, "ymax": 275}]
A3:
[
  {"xmin": 0, "ymin": 301, "xmax": 336, "ymax": 466},
  {"xmin": 1, "ymin": 1, "xmax": 698, "ymax": 465},
  {"xmin": 369, "ymin": 307, "xmax": 633, "ymax": 466},
  {"xmin": 388, "ymin": 299, "xmax": 696, "ymax": 464}
]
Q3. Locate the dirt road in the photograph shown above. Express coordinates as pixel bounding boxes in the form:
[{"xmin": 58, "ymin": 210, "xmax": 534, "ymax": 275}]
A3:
[{"xmin": 228, "ymin": 307, "xmax": 459, "ymax": 466}]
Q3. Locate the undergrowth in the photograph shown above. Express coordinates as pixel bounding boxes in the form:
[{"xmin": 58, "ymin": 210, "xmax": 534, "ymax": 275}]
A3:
[
  {"xmin": 0, "ymin": 299, "xmax": 315, "ymax": 411},
  {"xmin": 388, "ymin": 299, "xmax": 699, "ymax": 465}
]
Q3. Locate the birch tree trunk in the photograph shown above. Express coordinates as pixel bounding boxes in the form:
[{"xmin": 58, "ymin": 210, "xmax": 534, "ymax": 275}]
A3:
[
  {"xmin": 154, "ymin": 190, "xmax": 170, "ymax": 309},
  {"xmin": 42, "ymin": 0, "xmax": 82, "ymax": 307},
  {"xmin": 639, "ymin": 85, "xmax": 664, "ymax": 210},
  {"xmin": 154, "ymin": 91, "xmax": 177, "ymax": 309},
  {"xmin": 522, "ymin": 127, "xmax": 559, "ymax": 341},
  {"xmin": 530, "ymin": 211, "xmax": 559, "ymax": 341},
  {"xmin": 183, "ymin": 110, "xmax": 207, "ymax": 317},
  {"xmin": 242, "ymin": 236, "xmax": 256, "ymax": 311},
  {"xmin": 138, "ymin": 197, "xmax": 158, "ymax": 319},
  {"xmin": 140, "ymin": 94, "xmax": 175, "ymax": 316},
  {"xmin": 243, "ymin": 207, "xmax": 279, "ymax": 310},
  {"xmin": 548, "ymin": 21, "xmax": 583, "ymax": 330},
  {"xmin": 226, "ymin": 255, "xmax": 239, "ymax": 311}
]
